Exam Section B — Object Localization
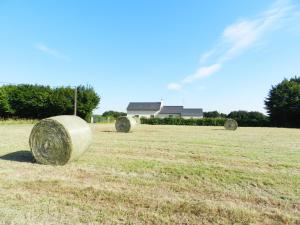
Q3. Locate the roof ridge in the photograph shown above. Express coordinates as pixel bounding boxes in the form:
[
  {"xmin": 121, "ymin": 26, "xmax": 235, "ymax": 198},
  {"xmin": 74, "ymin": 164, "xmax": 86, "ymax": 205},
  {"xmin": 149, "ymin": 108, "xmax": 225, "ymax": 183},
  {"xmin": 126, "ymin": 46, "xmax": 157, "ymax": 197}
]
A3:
[{"xmin": 127, "ymin": 102, "xmax": 162, "ymax": 111}]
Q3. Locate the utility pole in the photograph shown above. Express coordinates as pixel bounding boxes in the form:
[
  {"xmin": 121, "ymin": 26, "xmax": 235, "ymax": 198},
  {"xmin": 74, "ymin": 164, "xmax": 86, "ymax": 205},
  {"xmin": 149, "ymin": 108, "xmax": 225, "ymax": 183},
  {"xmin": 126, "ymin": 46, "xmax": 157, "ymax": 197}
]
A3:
[{"xmin": 74, "ymin": 86, "xmax": 77, "ymax": 116}]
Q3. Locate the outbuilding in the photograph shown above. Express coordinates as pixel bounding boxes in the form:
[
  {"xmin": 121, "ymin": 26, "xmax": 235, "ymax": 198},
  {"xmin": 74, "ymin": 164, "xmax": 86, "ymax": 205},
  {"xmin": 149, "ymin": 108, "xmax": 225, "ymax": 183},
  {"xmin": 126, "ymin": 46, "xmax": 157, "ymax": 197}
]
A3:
[{"xmin": 126, "ymin": 101, "xmax": 203, "ymax": 119}]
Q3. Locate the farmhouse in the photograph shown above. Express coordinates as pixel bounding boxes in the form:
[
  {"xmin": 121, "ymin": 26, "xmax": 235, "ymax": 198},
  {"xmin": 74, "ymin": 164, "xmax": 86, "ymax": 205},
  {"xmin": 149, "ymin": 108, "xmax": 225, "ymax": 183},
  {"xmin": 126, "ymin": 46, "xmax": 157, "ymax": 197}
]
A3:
[
  {"xmin": 181, "ymin": 108, "xmax": 204, "ymax": 119},
  {"xmin": 157, "ymin": 106, "xmax": 183, "ymax": 118},
  {"xmin": 127, "ymin": 102, "xmax": 163, "ymax": 118},
  {"xmin": 127, "ymin": 102, "xmax": 203, "ymax": 119}
]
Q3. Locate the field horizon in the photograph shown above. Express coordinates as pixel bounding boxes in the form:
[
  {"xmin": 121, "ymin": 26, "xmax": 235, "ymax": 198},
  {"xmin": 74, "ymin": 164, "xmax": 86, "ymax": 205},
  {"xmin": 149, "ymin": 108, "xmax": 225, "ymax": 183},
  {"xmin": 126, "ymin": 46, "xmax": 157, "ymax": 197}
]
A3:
[{"xmin": 0, "ymin": 124, "xmax": 299, "ymax": 224}]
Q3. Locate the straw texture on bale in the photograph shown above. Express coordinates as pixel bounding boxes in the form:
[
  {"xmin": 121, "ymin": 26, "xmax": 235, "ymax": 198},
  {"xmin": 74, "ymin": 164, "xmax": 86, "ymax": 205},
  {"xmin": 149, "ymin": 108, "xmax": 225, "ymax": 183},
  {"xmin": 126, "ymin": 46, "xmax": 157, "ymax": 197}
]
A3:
[
  {"xmin": 29, "ymin": 115, "xmax": 92, "ymax": 165},
  {"xmin": 224, "ymin": 119, "xmax": 238, "ymax": 131},
  {"xmin": 115, "ymin": 116, "xmax": 136, "ymax": 132}
]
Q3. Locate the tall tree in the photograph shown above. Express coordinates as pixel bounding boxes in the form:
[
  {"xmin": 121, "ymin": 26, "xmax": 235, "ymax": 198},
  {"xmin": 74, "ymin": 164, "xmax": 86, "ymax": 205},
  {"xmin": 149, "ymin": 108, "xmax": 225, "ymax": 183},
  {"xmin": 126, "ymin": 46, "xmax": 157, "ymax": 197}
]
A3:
[
  {"xmin": 0, "ymin": 88, "xmax": 13, "ymax": 118},
  {"xmin": 265, "ymin": 77, "xmax": 300, "ymax": 127},
  {"xmin": 76, "ymin": 85, "xmax": 100, "ymax": 121}
]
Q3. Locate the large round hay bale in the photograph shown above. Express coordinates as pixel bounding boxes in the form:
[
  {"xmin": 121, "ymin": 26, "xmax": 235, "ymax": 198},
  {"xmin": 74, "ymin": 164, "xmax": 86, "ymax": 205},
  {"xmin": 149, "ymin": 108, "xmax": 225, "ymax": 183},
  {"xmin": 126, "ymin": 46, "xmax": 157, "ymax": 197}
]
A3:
[
  {"xmin": 29, "ymin": 115, "xmax": 92, "ymax": 165},
  {"xmin": 115, "ymin": 116, "xmax": 136, "ymax": 132},
  {"xmin": 224, "ymin": 119, "xmax": 238, "ymax": 131}
]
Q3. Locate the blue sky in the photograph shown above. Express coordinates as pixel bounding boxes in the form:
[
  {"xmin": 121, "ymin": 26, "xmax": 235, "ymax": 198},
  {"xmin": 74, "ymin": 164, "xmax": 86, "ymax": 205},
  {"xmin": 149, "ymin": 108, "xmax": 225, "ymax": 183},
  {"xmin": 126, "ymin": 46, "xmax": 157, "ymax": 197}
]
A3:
[{"xmin": 1, "ymin": 0, "xmax": 300, "ymax": 114}]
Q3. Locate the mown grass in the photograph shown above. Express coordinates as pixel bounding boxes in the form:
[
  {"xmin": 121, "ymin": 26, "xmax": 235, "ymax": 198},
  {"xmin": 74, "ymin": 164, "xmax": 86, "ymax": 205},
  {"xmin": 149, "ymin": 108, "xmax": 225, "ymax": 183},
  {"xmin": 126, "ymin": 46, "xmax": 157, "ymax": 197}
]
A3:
[
  {"xmin": 0, "ymin": 124, "xmax": 299, "ymax": 224},
  {"xmin": 0, "ymin": 119, "xmax": 37, "ymax": 124}
]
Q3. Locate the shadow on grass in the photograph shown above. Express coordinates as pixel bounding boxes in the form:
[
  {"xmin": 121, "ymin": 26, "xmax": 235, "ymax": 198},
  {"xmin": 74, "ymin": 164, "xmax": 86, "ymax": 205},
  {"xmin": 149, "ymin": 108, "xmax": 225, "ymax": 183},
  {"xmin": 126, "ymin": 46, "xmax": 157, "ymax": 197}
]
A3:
[
  {"xmin": 101, "ymin": 130, "xmax": 116, "ymax": 133},
  {"xmin": 0, "ymin": 150, "xmax": 35, "ymax": 163}
]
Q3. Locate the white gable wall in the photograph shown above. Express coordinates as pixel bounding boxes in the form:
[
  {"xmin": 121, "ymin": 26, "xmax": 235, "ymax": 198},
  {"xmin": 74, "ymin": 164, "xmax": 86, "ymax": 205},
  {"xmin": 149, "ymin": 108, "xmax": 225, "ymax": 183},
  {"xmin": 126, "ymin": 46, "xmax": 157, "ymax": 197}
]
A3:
[
  {"xmin": 127, "ymin": 110, "xmax": 160, "ymax": 118},
  {"xmin": 182, "ymin": 115, "xmax": 203, "ymax": 119},
  {"xmin": 156, "ymin": 114, "xmax": 181, "ymax": 118}
]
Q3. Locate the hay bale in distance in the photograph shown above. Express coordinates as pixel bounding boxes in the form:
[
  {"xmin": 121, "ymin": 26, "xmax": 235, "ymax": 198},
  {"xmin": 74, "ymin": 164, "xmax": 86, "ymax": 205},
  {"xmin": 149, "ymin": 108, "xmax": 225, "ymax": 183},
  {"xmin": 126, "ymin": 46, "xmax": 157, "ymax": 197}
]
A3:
[
  {"xmin": 224, "ymin": 119, "xmax": 238, "ymax": 131},
  {"xmin": 29, "ymin": 115, "xmax": 92, "ymax": 165},
  {"xmin": 115, "ymin": 116, "xmax": 136, "ymax": 132}
]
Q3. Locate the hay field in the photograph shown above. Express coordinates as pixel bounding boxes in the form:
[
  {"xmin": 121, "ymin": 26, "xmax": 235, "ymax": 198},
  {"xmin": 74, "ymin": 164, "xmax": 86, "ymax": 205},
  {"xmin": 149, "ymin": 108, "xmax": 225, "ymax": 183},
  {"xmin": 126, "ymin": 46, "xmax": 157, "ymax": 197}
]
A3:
[{"xmin": 0, "ymin": 124, "xmax": 299, "ymax": 224}]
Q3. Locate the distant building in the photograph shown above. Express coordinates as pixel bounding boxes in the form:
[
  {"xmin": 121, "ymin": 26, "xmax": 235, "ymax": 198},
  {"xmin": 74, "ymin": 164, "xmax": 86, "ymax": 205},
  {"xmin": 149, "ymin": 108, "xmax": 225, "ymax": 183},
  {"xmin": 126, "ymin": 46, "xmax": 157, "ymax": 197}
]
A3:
[
  {"xmin": 126, "ymin": 102, "xmax": 203, "ymax": 119},
  {"xmin": 127, "ymin": 102, "xmax": 162, "ymax": 118},
  {"xmin": 157, "ymin": 106, "xmax": 183, "ymax": 118},
  {"xmin": 181, "ymin": 108, "xmax": 204, "ymax": 119}
]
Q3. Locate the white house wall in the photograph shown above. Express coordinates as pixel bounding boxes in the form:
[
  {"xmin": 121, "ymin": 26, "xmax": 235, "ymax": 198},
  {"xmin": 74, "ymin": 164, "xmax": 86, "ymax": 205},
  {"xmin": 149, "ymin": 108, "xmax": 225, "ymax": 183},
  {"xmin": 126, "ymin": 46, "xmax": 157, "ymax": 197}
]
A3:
[
  {"xmin": 127, "ymin": 110, "xmax": 159, "ymax": 118},
  {"xmin": 182, "ymin": 116, "xmax": 203, "ymax": 119},
  {"xmin": 156, "ymin": 114, "xmax": 181, "ymax": 119}
]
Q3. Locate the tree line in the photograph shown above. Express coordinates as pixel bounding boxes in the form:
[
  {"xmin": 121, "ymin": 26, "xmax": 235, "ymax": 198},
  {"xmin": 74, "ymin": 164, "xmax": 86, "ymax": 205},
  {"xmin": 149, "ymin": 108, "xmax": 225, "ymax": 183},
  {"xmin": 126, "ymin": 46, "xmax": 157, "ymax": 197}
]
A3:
[
  {"xmin": 190, "ymin": 77, "xmax": 300, "ymax": 128},
  {"xmin": 1, "ymin": 76, "xmax": 299, "ymax": 127},
  {"xmin": 0, "ymin": 84, "xmax": 100, "ymax": 121},
  {"xmin": 141, "ymin": 117, "xmax": 226, "ymax": 126},
  {"xmin": 141, "ymin": 111, "xmax": 269, "ymax": 127},
  {"xmin": 139, "ymin": 76, "xmax": 300, "ymax": 128},
  {"xmin": 265, "ymin": 77, "xmax": 300, "ymax": 128},
  {"xmin": 203, "ymin": 110, "xmax": 270, "ymax": 127}
]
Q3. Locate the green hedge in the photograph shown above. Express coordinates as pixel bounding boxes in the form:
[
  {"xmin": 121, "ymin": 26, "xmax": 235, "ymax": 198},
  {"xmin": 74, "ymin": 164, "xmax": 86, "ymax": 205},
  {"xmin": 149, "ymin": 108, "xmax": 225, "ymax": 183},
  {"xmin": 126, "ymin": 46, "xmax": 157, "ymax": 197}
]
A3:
[
  {"xmin": 0, "ymin": 84, "xmax": 100, "ymax": 121},
  {"xmin": 140, "ymin": 117, "xmax": 226, "ymax": 126},
  {"xmin": 227, "ymin": 111, "xmax": 270, "ymax": 127},
  {"xmin": 141, "ymin": 115, "xmax": 271, "ymax": 127}
]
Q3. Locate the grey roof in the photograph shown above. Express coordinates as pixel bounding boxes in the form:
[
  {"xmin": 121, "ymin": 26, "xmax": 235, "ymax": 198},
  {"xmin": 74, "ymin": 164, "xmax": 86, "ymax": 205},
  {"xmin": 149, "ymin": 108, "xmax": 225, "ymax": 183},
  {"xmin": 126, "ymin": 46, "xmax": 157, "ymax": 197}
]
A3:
[
  {"xmin": 159, "ymin": 106, "xmax": 183, "ymax": 114},
  {"xmin": 181, "ymin": 108, "xmax": 203, "ymax": 117},
  {"xmin": 127, "ymin": 102, "xmax": 162, "ymax": 111}
]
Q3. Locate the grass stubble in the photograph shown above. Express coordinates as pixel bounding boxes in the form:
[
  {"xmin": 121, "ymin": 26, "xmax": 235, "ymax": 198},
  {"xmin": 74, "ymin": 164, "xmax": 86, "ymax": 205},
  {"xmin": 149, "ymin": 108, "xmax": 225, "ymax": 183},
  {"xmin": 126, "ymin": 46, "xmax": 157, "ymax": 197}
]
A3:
[{"xmin": 0, "ymin": 124, "xmax": 299, "ymax": 224}]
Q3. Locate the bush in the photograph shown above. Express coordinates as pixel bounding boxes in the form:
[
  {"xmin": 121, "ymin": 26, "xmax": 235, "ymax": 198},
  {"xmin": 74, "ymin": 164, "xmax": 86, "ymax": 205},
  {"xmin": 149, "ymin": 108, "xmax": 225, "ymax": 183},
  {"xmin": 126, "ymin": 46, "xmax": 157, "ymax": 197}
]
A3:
[
  {"xmin": 0, "ymin": 84, "xmax": 100, "ymax": 121},
  {"xmin": 227, "ymin": 111, "xmax": 270, "ymax": 127},
  {"xmin": 141, "ymin": 112, "xmax": 270, "ymax": 127},
  {"xmin": 76, "ymin": 86, "xmax": 101, "ymax": 121},
  {"xmin": 102, "ymin": 111, "xmax": 126, "ymax": 119},
  {"xmin": 140, "ymin": 117, "xmax": 226, "ymax": 126},
  {"xmin": 204, "ymin": 111, "xmax": 227, "ymax": 118},
  {"xmin": 4, "ymin": 84, "xmax": 53, "ymax": 119}
]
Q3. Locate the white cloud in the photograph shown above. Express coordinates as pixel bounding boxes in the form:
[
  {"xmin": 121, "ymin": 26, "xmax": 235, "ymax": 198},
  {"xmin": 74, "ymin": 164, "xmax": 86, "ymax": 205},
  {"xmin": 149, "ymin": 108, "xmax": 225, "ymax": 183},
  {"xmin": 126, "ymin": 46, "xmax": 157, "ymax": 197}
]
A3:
[
  {"xmin": 35, "ymin": 43, "xmax": 71, "ymax": 62},
  {"xmin": 220, "ymin": 0, "xmax": 295, "ymax": 62},
  {"xmin": 199, "ymin": 49, "xmax": 216, "ymax": 64},
  {"xmin": 168, "ymin": 0, "xmax": 298, "ymax": 91},
  {"xmin": 221, "ymin": 20, "xmax": 260, "ymax": 61},
  {"xmin": 183, "ymin": 64, "xmax": 221, "ymax": 84},
  {"xmin": 167, "ymin": 83, "xmax": 182, "ymax": 91}
]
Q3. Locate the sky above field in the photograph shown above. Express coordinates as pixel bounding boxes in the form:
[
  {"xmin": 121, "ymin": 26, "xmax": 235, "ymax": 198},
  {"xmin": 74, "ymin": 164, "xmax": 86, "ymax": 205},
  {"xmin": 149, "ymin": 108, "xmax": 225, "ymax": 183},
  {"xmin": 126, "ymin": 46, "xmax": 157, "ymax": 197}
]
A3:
[{"xmin": 1, "ymin": 0, "xmax": 300, "ymax": 114}]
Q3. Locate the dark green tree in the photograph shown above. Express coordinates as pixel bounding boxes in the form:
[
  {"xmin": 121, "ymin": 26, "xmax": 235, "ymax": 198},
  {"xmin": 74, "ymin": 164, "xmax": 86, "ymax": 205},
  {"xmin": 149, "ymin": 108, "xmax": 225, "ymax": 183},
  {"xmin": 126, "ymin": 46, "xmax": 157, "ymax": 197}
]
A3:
[
  {"xmin": 204, "ymin": 111, "xmax": 227, "ymax": 118},
  {"xmin": 102, "ymin": 110, "xmax": 126, "ymax": 119},
  {"xmin": 48, "ymin": 86, "xmax": 74, "ymax": 117},
  {"xmin": 0, "ymin": 88, "xmax": 13, "ymax": 118},
  {"xmin": 3, "ymin": 84, "xmax": 52, "ymax": 119},
  {"xmin": 227, "ymin": 111, "xmax": 249, "ymax": 121},
  {"xmin": 228, "ymin": 110, "xmax": 269, "ymax": 127},
  {"xmin": 0, "ymin": 84, "xmax": 100, "ymax": 121},
  {"xmin": 265, "ymin": 77, "xmax": 300, "ymax": 127},
  {"xmin": 76, "ymin": 85, "xmax": 100, "ymax": 121}
]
